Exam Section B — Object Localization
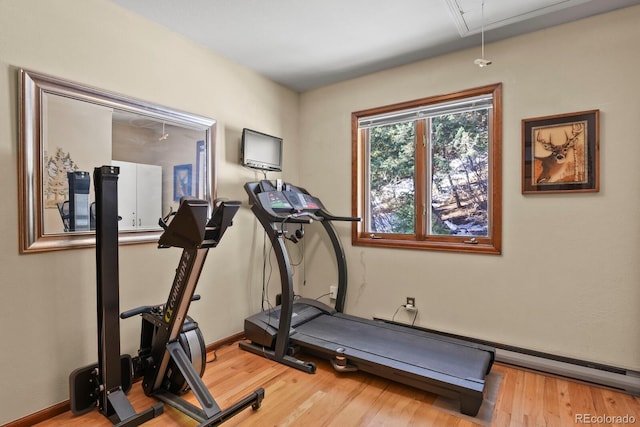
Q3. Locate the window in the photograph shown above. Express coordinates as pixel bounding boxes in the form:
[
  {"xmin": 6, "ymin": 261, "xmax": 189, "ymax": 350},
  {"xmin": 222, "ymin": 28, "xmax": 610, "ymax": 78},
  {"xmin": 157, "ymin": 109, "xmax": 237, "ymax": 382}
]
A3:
[{"xmin": 351, "ymin": 83, "xmax": 502, "ymax": 254}]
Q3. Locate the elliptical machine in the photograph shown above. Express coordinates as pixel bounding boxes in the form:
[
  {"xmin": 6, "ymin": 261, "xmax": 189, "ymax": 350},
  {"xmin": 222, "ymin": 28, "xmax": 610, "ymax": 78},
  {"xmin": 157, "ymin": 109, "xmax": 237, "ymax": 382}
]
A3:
[{"xmin": 70, "ymin": 166, "xmax": 264, "ymax": 427}]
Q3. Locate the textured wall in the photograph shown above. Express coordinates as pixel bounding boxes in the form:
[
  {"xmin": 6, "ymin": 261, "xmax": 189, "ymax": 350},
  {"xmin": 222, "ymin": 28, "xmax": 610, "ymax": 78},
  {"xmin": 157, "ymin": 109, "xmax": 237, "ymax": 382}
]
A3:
[
  {"xmin": 0, "ymin": 0, "xmax": 298, "ymax": 423},
  {"xmin": 298, "ymin": 4, "xmax": 640, "ymax": 373}
]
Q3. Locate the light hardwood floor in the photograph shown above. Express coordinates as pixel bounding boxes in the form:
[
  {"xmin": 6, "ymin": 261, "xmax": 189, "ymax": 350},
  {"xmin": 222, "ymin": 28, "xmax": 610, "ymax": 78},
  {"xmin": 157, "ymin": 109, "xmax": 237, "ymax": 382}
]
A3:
[{"xmin": 34, "ymin": 341, "xmax": 640, "ymax": 427}]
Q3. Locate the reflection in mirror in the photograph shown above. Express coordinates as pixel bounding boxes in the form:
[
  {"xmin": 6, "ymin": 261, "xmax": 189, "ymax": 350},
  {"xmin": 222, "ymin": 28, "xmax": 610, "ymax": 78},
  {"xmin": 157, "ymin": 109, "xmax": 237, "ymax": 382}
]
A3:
[{"xmin": 19, "ymin": 69, "xmax": 216, "ymax": 253}]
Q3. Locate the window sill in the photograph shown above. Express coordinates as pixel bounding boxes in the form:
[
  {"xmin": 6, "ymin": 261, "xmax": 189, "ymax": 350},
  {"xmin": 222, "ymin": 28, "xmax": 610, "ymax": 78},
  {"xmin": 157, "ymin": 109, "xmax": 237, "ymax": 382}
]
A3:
[{"xmin": 352, "ymin": 234, "xmax": 501, "ymax": 255}]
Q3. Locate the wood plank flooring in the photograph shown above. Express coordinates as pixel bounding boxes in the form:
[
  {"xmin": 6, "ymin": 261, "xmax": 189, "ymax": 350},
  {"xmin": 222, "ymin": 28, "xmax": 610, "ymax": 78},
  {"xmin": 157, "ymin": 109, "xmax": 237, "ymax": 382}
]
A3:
[{"xmin": 34, "ymin": 341, "xmax": 640, "ymax": 426}]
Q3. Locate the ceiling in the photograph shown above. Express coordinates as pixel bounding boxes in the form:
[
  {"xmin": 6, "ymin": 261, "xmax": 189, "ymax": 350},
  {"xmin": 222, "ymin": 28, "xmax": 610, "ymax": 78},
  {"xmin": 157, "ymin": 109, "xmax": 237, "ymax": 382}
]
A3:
[{"xmin": 110, "ymin": 0, "xmax": 640, "ymax": 92}]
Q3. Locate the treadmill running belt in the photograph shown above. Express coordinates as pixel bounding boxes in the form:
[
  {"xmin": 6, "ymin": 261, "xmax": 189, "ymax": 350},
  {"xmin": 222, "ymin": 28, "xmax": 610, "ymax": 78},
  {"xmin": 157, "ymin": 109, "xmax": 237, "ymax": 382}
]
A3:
[{"xmin": 292, "ymin": 314, "xmax": 491, "ymax": 381}]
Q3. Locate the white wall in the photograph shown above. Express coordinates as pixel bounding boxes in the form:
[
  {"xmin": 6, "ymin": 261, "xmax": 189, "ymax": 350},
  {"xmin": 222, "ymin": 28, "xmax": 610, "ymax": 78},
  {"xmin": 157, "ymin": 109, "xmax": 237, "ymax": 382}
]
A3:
[
  {"xmin": 298, "ymin": 5, "xmax": 640, "ymax": 372},
  {"xmin": 0, "ymin": 0, "xmax": 298, "ymax": 423},
  {"xmin": 42, "ymin": 94, "xmax": 112, "ymax": 233}
]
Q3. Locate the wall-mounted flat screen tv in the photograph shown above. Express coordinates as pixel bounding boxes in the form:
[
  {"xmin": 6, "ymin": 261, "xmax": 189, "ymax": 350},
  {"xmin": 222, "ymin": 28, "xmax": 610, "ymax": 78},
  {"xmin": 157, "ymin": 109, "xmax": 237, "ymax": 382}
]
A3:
[{"xmin": 241, "ymin": 128, "xmax": 283, "ymax": 172}]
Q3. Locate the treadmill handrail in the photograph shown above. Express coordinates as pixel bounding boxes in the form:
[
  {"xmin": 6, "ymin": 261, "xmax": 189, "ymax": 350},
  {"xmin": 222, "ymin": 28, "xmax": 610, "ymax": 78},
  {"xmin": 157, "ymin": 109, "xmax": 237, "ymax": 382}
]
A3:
[
  {"xmin": 289, "ymin": 212, "xmax": 322, "ymax": 222},
  {"xmin": 317, "ymin": 211, "xmax": 360, "ymax": 222}
]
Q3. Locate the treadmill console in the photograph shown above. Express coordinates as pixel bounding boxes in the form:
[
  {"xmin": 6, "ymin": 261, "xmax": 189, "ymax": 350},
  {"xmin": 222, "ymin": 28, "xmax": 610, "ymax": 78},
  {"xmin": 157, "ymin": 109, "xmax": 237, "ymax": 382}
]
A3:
[
  {"xmin": 253, "ymin": 182, "xmax": 325, "ymax": 221},
  {"xmin": 246, "ymin": 180, "xmax": 359, "ymax": 225},
  {"xmin": 257, "ymin": 191, "xmax": 293, "ymax": 213},
  {"xmin": 283, "ymin": 191, "xmax": 322, "ymax": 211},
  {"xmin": 258, "ymin": 191, "xmax": 293, "ymax": 213}
]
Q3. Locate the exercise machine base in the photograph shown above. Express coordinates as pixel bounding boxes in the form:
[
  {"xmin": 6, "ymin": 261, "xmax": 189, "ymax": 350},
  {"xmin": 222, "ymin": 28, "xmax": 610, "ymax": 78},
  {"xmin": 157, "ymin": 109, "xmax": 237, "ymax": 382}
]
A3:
[
  {"xmin": 154, "ymin": 387, "xmax": 264, "ymax": 427},
  {"xmin": 69, "ymin": 355, "xmax": 164, "ymax": 425}
]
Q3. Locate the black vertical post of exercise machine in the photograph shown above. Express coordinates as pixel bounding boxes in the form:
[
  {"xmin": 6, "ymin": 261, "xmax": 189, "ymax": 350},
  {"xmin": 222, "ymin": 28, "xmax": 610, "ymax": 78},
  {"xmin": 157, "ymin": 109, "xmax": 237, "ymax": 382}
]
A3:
[
  {"xmin": 94, "ymin": 165, "xmax": 162, "ymax": 426},
  {"xmin": 95, "ymin": 166, "xmax": 125, "ymax": 420}
]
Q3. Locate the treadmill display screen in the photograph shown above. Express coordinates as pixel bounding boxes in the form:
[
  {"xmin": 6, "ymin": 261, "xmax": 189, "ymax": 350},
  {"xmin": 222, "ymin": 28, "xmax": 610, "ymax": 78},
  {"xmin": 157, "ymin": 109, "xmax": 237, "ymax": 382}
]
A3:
[
  {"xmin": 283, "ymin": 191, "xmax": 321, "ymax": 211},
  {"xmin": 258, "ymin": 191, "xmax": 292, "ymax": 211}
]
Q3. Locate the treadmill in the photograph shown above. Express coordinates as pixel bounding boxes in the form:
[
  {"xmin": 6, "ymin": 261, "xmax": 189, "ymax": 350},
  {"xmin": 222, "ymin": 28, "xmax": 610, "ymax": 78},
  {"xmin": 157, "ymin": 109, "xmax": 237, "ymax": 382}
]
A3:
[{"xmin": 239, "ymin": 180, "xmax": 495, "ymax": 416}]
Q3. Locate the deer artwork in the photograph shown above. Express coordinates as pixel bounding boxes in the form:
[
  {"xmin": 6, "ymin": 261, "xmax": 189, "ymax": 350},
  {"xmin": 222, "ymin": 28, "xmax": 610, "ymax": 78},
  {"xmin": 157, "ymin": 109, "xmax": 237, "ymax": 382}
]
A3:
[{"xmin": 534, "ymin": 123, "xmax": 584, "ymax": 184}]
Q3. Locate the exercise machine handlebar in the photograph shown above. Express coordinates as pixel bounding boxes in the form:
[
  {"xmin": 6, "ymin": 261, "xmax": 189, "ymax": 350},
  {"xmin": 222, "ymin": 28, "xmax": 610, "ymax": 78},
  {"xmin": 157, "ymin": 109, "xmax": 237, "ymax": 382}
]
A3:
[{"xmin": 120, "ymin": 295, "xmax": 201, "ymax": 319}]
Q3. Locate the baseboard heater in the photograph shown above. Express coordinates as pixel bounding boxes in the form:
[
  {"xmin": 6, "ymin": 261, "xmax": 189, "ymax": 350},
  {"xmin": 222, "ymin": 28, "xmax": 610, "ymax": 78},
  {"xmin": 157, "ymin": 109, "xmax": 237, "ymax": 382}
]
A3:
[
  {"xmin": 374, "ymin": 317, "xmax": 640, "ymax": 395},
  {"xmin": 496, "ymin": 348, "xmax": 640, "ymax": 395}
]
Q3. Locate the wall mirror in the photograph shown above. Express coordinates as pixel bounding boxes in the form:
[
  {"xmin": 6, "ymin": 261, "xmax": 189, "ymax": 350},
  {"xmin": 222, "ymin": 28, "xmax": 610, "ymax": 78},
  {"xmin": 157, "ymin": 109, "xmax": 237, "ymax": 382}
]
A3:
[{"xmin": 18, "ymin": 68, "xmax": 216, "ymax": 253}]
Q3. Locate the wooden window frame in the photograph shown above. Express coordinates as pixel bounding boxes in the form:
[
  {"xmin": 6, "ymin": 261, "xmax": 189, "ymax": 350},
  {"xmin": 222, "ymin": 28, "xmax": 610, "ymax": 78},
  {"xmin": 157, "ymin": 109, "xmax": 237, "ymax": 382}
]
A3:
[{"xmin": 351, "ymin": 83, "xmax": 502, "ymax": 254}]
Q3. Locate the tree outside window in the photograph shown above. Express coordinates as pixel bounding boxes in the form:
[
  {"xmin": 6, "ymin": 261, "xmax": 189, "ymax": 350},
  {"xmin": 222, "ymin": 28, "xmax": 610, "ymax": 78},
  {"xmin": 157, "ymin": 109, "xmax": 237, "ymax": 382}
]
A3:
[{"xmin": 352, "ymin": 83, "xmax": 502, "ymax": 254}]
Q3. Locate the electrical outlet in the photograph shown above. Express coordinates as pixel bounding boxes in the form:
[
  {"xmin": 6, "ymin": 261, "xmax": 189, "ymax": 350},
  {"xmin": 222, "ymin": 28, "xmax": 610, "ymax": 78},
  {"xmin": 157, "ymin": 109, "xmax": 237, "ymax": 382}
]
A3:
[
  {"xmin": 406, "ymin": 297, "xmax": 416, "ymax": 308},
  {"xmin": 330, "ymin": 286, "xmax": 338, "ymax": 300}
]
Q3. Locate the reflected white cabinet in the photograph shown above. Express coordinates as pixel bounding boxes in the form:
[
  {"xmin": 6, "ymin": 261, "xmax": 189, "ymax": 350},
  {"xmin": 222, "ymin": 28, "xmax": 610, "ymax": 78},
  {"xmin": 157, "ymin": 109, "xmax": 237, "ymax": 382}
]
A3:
[{"xmin": 112, "ymin": 160, "xmax": 162, "ymax": 230}]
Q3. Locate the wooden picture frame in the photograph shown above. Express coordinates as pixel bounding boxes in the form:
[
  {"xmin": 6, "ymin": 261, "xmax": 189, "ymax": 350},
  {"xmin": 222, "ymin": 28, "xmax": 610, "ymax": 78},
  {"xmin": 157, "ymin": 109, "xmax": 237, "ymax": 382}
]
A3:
[{"xmin": 522, "ymin": 110, "xmax": 599, "ymax": 194}]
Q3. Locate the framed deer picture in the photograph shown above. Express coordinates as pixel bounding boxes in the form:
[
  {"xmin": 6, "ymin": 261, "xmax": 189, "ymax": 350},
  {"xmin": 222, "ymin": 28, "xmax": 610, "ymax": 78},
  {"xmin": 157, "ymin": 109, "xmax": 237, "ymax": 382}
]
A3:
[{"xmin": 522, "ymin": 110, "xmax": 599, "ymax": 194}]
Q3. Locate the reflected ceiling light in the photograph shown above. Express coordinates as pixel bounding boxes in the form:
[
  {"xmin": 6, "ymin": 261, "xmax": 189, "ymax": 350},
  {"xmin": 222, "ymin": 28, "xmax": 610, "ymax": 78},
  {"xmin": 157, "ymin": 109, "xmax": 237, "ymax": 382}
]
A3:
[{"xmin": 159, "ymin": 122, "xmax": 169, "ymax": 141}]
